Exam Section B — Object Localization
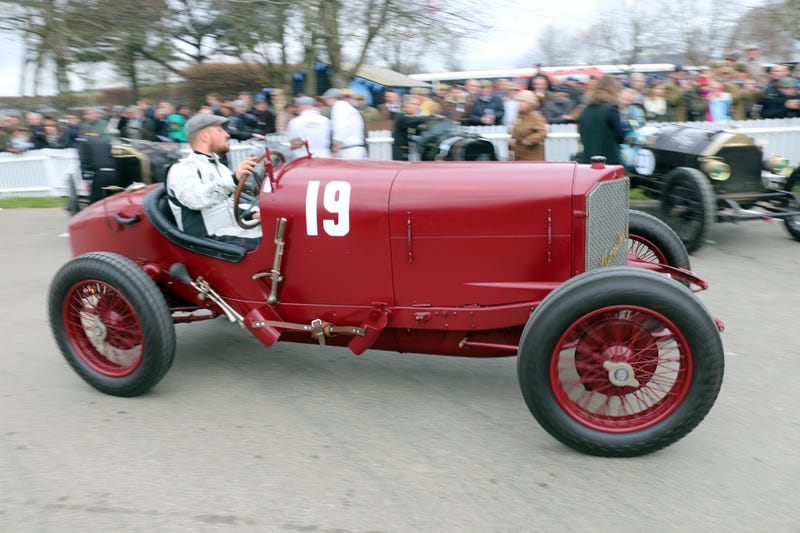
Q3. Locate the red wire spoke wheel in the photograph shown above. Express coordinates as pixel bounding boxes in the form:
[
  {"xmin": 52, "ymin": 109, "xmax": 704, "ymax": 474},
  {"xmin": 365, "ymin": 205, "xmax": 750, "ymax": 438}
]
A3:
[
  {"xmin": 62, "ymin": 279, "xmax": 144, "ymax": 377},
  {"xmin": 517, "ymin": 267, "xmax": 723, "ymax": 456},
  {"xmin": 628, "ymin": 209, "xmax": 690, "ymax": 268},
  {"xmin": 49, "ymin": 252, "xmax": 175, "ymax": 397},
  {"xmin": 554, "ymin": 305, "xmax": 691, "ymax": 433},
  {"xmin": 628, "ymin": 235, "xmax": 667, "ymax": 264}
]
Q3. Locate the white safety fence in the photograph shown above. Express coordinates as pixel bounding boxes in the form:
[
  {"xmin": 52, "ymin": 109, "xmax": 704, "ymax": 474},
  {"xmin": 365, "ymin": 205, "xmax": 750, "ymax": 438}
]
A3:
[
  {"xmin": 4, "ymin": 118, "xmax": 800, "ymax": 197},
  {"xmin": 545, "ymin": 118, "xmax": 800, "ymax": 163},
  {"xmin": 0, "ymin": 149, "xmax": 82, "ymax": 197}
]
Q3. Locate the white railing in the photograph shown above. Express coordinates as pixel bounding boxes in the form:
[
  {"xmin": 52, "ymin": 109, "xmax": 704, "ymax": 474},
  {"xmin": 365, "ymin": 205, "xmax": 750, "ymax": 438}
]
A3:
[
  {"xmin": 4, "ymin": 118, "xmax": 800, "ymax": 198},
  {"xmin": 544, "ymin": 124, "xmax": 580, "ymax": 162},
  {"xmin": 0, "ymin": 148, "xmax": 82, "ymax": 197},
  {"xmin": 367, "ymin": 130, "xmax": 394, "ymax": 161},
  {"xmin": 544, "ymin": 118, "xmax": 800, "ymax": 163}
]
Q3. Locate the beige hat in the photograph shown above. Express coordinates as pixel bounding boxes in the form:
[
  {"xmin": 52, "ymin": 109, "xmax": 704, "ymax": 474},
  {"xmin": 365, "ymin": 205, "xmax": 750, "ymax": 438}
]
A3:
[{"xmin": 516, "ymin": 90, "xmax": 539, "ymax": 106}]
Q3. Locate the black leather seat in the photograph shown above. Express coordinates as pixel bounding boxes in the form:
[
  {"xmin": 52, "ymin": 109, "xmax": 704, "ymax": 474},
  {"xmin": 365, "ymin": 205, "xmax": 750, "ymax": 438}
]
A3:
[{"xmin": 142, "ymin": 185, "xmax": 248, "ymax": 263}]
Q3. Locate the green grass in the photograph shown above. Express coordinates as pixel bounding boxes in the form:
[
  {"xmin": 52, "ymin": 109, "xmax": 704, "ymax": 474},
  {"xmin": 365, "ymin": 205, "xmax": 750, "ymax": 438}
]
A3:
[
  {"xmin": 0, "ymin": 197, "xmax": 67, "ymax": 208},
  {"xmin": 629, "ymin": 188, "xmax": 651, "ymax": 201}
]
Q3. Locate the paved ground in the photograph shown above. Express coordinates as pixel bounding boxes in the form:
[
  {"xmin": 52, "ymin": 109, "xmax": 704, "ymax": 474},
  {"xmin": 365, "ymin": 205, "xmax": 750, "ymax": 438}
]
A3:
[{"xmin": 1, "ymin": 206, "xmax": 799, "ymax": 532}]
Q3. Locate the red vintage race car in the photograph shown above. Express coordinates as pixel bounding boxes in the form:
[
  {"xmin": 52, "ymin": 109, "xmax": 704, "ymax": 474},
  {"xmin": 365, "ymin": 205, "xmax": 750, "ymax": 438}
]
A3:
[{"xmin": 49, "ymin": 153, "xmax": 724, "ymax": 457}]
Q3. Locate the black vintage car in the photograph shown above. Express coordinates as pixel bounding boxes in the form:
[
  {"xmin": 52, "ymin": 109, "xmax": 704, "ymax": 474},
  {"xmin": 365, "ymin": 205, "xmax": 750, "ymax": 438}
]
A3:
[
  {"xmin": 410, "ymin": 118, "xmax": 498, "ymax": 161},
  {"xmin": 67, "ymin": 139, "xmax": 184, "ymax": 215},
  {"xmin": 626, "ymin": 124, "xmax": 800, "ymax": 252}
]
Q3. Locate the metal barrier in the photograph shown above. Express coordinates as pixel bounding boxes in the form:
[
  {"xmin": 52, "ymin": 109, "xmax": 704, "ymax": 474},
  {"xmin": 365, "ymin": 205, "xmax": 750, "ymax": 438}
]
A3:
[
  {"xmin": 4, "ymin": 118, "xmax": 800, "ymax": 198},
  {"xmin": 230, "ymin": 132, "xmax": 406, "ymax": 163}
]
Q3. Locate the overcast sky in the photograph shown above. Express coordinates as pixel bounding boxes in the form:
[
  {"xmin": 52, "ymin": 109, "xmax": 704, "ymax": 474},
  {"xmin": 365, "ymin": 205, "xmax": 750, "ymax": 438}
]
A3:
[{"xmin": 0, "ymin": 2, "xmax": 597, "ymax": 97}]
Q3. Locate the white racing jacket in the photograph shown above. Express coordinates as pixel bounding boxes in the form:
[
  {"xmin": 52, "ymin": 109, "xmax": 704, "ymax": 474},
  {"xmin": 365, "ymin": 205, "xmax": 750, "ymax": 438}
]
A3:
[{"xmin": 166, "ymin": 151, "xmax": 262, "ymax": 239}]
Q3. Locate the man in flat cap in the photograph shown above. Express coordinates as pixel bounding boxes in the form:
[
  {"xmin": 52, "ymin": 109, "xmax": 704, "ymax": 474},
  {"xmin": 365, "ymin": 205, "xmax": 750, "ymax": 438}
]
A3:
[{"xmin": 165, "ymin": 113, "xmax": 262, "ymax": 247}]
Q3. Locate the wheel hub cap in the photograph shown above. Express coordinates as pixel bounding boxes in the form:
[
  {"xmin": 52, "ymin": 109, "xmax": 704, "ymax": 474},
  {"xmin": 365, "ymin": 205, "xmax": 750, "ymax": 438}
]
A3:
[
  {"xmin": 85, "ymin": 317, "xmax": 107, "ymax": 342},
  {"xmin": 603, "ymin": 360, "xmax": 640, "ymax": 388}
]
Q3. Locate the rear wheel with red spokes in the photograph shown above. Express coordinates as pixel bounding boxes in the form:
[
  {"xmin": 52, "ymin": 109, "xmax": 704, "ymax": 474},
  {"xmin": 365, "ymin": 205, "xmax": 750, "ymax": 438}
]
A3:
[{"xmin": 49, "ymin": 252, "xmax": 175, "ymax": 396}]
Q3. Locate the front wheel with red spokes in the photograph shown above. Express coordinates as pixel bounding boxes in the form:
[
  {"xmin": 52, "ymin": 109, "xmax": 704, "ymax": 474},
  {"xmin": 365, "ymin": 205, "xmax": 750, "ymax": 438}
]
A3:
[
  {"xmin": 518, "ymin": 267, "xmax": 724, "ymax": 457},
  {"xmin": 49, "ymin": 252, "xmax": 175, "ymax": 396}
]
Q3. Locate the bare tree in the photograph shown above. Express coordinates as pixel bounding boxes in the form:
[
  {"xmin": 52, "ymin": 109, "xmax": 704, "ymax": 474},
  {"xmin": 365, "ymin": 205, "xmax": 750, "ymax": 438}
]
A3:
[
  {"xmin": 7, "ymin": 0, "xmax": 800, "ymax": 105},
  {"xmin": 0, "ymin": 0, "xmax": 75, "ymax": 107},
  {"xmin": 67, "ymin": 0, "xmax": 176, "ymax": 101},
  {"xmin": 657, "ymin": 0, "xmax": 741, "ymax": 65},
  {"xmin": 211, "ymin": 0, "xmax": 295, "ymax": 90},
  {"xmin": 571, "ymin": 1, "xmax": 663, "ymax": 65},
  {"xmin": 732, "ymin": 0, "xmax": 800, "ymax": 62},
  {"xmin": 368, "ymin": 2, "xmax": 478, "ymax": 74},
  {"xmin": 310, "ymin": 0, "xmax": 490, "ymax": 87},
  {"xmin": 168, "ymin": 0, "xmax": 227, "ymax": 64},
  {"xmin": 528, "ymin": 24, "xmax": 582, "ymax": 66}
]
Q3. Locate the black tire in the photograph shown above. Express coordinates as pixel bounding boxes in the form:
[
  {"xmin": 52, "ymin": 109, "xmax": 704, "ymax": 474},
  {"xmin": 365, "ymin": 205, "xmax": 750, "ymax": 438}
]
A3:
[
  {"xmin": 660, "ymin": 167, "xmax": 716, "ymax": 254},
  {"xmin": 65, "ymin": 175, "xmax": 81, "ymax": 216},
  {"xmin": 628, "ymin": 209, "xmax": 691, "ymax": 270},
  {"xmin": 783, "ymin": 169, "xmax": 800, "ymax": 242},
  {"xmin": 48, "ymin": 252, "xmax": 176, "ymax": 396},
  {"xmin": 517, "ymin": 267, "xmax": 724, "ymax": 457}
]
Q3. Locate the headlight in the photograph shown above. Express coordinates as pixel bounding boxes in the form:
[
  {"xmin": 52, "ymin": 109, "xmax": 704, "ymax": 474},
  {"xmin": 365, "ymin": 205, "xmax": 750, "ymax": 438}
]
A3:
[
  {"xmin": 700, "ymin": 157, "xmax": 731, "ymax": 181},
  {"xmin": 763, "ymin": 155, "xmax": 792, "ymax": 176}
]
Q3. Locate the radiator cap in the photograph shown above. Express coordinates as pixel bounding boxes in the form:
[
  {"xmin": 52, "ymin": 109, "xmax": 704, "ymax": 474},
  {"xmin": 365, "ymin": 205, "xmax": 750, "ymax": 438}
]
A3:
[{"xmin": 590, "ymin": 156, "xmax": 606, "ymax": 169}]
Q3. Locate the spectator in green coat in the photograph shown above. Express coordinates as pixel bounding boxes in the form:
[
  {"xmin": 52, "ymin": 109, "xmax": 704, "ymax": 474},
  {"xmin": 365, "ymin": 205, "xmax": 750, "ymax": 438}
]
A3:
[{"xmin": 167, "ymin": 114, "xmax": 188, "ymax": 143}]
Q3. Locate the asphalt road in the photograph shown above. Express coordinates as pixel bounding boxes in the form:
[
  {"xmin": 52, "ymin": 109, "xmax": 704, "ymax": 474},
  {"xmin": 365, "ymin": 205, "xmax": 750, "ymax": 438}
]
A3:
[{"xmin": 1, "ymin": 206, "xmax": 799, "ymax": 532}]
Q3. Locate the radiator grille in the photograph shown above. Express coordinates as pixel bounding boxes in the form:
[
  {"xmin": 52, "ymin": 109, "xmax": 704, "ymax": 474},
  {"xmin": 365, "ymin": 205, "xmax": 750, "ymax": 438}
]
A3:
[{"xmin": 585, "ymin": 178, "xmax": 629, "ymax": 271}]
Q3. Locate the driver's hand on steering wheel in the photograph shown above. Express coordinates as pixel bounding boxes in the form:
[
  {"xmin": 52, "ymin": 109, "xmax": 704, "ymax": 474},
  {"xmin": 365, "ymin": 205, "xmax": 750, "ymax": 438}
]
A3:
[{"xmin": 235, "ymin": 157, "xmax": 259, "ymax": 182}]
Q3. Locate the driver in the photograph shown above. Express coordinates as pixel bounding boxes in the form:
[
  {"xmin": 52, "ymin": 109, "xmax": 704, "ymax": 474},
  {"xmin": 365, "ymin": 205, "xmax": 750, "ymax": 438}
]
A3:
[{"xmin": 166, "ymin": 113, "xmax": 262, "ymax": 248}]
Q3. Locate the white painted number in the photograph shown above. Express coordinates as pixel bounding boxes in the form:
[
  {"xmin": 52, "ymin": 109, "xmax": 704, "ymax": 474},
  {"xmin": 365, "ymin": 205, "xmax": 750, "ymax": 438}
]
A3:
[
  {"xmin": 305, "ymin": 180, "xmax": 321, "ymax": 235},
  {"xmin": 306, "ymin": 181, "xmax": 351, "ymax": 236}
]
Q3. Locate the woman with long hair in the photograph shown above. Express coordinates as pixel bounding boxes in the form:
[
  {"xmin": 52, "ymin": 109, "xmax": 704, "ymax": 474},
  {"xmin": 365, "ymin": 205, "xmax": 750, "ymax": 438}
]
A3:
[{"xmin": 576, "ymin": 75, "xmax": 626, "ymax": 165}]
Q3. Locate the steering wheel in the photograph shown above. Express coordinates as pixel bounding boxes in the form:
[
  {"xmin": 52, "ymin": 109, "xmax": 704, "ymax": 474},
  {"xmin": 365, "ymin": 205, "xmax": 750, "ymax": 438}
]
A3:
[
  {"xmin": 232, "ymin": 147, "xmax": 292, "ymax": 229},
  {"xmin": 233, "ymin": 166, "xmax": 262, "ymax": 230}
]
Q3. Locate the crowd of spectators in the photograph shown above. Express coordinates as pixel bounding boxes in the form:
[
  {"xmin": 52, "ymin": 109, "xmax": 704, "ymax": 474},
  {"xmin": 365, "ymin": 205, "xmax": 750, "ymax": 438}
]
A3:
[
  {"xmin": 0, "ymin": 93, "xmax": 292, "ymax": 155},
  {"xmin": 384, "ymin": 44, "xmax": 800, "ymax": 161},
  {"xmin": 379, "ymin": 45, "xmax": 800, "ymax": 161},
  {"xmin": 2, "ymin": 42, "xmax": 799, "ymax": 161}
]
